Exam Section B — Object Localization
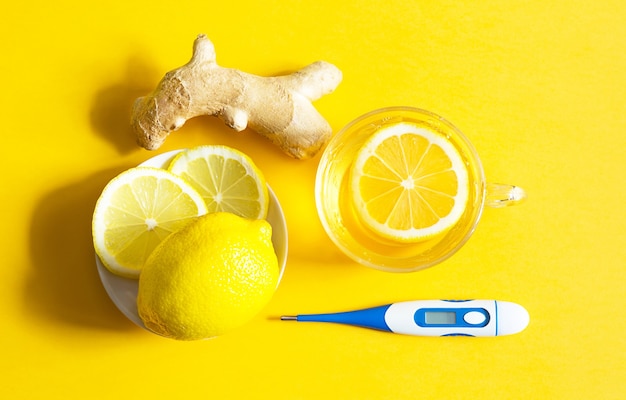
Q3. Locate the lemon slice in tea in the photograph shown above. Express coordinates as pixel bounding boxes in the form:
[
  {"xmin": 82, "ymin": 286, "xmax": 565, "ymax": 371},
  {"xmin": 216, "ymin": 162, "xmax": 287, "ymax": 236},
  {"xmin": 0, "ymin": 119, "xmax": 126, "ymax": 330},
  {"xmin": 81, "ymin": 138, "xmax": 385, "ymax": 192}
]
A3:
[
  {"xmin": 350, "ymin": 122, "xmax": 469, "ymax": 242},
  {"xmin": 168, "ymin": 145, "xmax": 269, "ymax": 219},
  {"xmin": 92, "ymin": 167, "xmax": 207, "ymax": 278}
]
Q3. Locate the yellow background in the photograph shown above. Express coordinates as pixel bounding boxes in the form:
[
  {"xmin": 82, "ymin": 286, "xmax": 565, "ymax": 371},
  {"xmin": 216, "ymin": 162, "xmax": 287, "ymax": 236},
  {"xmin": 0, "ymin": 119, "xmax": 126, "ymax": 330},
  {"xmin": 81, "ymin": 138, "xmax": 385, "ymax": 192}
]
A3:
[{"xmin": 2, "ymin": 0, "xmax": 625, "ymax": 398}]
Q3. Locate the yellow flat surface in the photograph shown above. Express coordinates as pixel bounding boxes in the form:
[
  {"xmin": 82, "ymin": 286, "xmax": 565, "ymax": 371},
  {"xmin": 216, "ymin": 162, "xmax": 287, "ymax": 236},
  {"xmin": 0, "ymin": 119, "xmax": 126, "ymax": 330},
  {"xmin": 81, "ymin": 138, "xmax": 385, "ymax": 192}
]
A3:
[{"xmin": 2, "ymin": 1, "xmax": 625, "ymax": 398}]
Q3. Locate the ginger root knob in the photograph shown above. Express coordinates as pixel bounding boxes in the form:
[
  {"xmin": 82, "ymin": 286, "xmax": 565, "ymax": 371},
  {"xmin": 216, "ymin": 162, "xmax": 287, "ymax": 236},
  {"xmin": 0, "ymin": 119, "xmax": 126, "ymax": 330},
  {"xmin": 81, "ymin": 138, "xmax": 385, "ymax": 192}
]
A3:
[{"xmin": 131, "ymin": 34, "xmax": 342, "ymax": 159}]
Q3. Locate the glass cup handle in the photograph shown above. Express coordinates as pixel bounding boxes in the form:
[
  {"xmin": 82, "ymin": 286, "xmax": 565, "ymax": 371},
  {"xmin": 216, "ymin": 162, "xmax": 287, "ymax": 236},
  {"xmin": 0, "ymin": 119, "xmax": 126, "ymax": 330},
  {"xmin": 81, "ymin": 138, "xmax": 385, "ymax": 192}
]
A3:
[{"xmin": 485, "ymin": 183, "xmax": 526, "ymax": 208}]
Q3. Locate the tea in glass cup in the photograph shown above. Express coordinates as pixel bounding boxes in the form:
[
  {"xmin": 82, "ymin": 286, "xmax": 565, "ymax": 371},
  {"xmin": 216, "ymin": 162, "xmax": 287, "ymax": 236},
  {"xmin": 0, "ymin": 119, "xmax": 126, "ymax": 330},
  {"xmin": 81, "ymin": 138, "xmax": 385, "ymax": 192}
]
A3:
[{"xmin": 315, "ymin": 107, "xmax": 525, "ymax": 272}]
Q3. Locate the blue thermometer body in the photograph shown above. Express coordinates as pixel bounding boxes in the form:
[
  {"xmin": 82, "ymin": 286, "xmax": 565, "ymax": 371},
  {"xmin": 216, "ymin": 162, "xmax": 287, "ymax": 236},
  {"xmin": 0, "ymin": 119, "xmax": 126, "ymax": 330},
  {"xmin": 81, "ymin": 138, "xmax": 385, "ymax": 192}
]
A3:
[{"xmin": 281, "ymin": 300, "xmax": 529, "ymax": 337}]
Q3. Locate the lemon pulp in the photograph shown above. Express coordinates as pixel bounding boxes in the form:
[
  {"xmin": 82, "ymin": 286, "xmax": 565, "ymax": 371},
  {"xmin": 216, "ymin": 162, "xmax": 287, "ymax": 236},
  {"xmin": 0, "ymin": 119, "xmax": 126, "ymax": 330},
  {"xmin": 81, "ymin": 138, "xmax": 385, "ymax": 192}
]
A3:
[
  {"xmin": 168, "ymin": 145, "xmax": 269, "ymax": 219},
  {"xmin": 92, "ymin": 167, "xmax": 207, "ymax": 278},
  {"xmin": 350, "ymin": 122, "xmax": 469, "ymax": 242}
]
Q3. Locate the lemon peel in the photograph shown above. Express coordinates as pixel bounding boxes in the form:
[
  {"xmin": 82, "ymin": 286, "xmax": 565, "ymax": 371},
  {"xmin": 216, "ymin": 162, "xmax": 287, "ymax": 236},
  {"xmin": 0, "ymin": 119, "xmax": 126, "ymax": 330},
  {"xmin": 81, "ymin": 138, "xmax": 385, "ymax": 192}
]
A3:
[{"xmin": 137, "ymin": 212, "xmax": 279, "ymax": 340}]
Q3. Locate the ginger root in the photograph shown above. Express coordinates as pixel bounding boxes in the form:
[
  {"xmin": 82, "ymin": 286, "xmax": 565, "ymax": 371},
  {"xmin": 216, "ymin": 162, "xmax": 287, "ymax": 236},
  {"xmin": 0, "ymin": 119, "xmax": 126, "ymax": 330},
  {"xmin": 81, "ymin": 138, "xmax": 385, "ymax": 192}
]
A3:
[{"xmin": 131, "ymin": 34, "xmax": 342, "ymax": 159}]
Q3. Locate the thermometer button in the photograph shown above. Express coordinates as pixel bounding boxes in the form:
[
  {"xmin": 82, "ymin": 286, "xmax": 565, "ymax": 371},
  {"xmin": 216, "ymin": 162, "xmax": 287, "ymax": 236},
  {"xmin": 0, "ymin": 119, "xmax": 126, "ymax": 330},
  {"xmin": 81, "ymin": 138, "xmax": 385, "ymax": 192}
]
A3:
[{"xmin": 463, "ymin": 311, "xmax": 487, "ymax": 325}]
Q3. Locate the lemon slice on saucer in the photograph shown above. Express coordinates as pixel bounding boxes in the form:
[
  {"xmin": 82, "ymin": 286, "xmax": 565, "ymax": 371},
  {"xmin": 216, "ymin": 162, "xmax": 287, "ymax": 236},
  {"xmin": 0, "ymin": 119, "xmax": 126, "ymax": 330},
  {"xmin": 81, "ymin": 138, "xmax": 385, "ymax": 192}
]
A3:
[
  {"xmin": 168, "ymin": 145, "xmax": 269, "ymax": 219},
  {"xmin": 92, "ymin": 167, "xmax": 207, "ymax": 278}
]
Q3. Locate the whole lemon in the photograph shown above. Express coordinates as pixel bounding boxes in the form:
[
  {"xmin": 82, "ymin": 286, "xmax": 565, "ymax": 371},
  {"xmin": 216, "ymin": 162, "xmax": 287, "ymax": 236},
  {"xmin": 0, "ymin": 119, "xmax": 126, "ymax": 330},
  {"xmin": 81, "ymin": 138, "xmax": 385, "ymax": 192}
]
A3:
[{"xmin": 137, "ymin": 212, "xmax": 278, "ymax": 340}]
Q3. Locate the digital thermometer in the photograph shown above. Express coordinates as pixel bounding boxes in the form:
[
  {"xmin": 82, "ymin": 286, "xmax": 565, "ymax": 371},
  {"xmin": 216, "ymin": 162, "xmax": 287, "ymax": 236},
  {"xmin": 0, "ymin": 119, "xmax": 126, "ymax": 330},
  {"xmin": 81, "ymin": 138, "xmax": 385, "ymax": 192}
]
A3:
[{"xmin": 281, "ymin": 300, "xmax": 529, "ymax": 337}]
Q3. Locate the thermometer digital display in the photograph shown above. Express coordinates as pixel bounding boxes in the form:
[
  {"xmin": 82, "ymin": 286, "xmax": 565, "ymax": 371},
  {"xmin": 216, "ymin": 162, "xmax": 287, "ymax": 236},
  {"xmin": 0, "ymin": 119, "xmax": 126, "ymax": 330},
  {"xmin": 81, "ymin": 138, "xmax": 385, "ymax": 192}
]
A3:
[
  {"xmin": 425, "ymin": 311, "xmax": 456, "ymax": 325},
  {"xmin": 281, "ymin": 300, "xmax": 529, "ymax": 337}
]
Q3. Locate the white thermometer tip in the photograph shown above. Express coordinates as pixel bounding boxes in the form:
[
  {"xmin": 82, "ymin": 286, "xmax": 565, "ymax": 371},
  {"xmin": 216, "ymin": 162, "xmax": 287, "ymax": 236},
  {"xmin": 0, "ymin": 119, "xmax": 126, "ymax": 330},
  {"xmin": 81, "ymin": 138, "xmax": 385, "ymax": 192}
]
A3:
[{"xmin": 497, "ymin": 301, "xmax": 530, "ymax": 336}]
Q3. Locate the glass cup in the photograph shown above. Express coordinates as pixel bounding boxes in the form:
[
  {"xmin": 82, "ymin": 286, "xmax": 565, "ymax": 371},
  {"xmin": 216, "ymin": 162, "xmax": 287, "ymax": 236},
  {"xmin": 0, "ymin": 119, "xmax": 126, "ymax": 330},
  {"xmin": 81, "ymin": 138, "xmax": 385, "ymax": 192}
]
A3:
[{"xmin": 315, "ymin": 107, "xmax": 525, "ymax": 272}]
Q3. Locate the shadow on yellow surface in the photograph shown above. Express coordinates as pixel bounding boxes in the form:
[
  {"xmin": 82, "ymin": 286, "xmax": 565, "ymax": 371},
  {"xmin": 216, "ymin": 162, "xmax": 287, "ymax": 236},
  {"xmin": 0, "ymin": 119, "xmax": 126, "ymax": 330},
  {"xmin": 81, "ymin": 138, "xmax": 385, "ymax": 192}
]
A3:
[
  {"xmin": 26, "ymin": 167, "xmax": 136, "ymax": 331},
  {"xmin": 90, "ymin": 56, "xmax": 159, "ymax": 154}
]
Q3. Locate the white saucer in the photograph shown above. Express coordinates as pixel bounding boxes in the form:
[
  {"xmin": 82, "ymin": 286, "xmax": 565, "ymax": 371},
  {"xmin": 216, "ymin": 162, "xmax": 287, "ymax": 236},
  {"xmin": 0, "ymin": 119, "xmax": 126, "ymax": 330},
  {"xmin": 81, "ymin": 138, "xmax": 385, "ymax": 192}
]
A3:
[{"xmin": 95, "ymin": 149, "xmax": 288, "ymax": 329}]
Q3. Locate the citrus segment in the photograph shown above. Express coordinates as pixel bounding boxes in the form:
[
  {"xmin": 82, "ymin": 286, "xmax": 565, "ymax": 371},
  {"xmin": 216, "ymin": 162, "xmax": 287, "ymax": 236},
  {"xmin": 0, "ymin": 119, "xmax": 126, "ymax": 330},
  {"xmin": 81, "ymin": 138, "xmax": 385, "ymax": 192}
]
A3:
[
  {"xmin": 350, "ymin": 122, "xmax": 469, "ymax": 242},
  {"xmin": 168, "ymin": 145, "xmax": 269, "ymax": 219},
  {"xmin": 92, "ymin": 167, "xmax": 207, "ymax": 278}
]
